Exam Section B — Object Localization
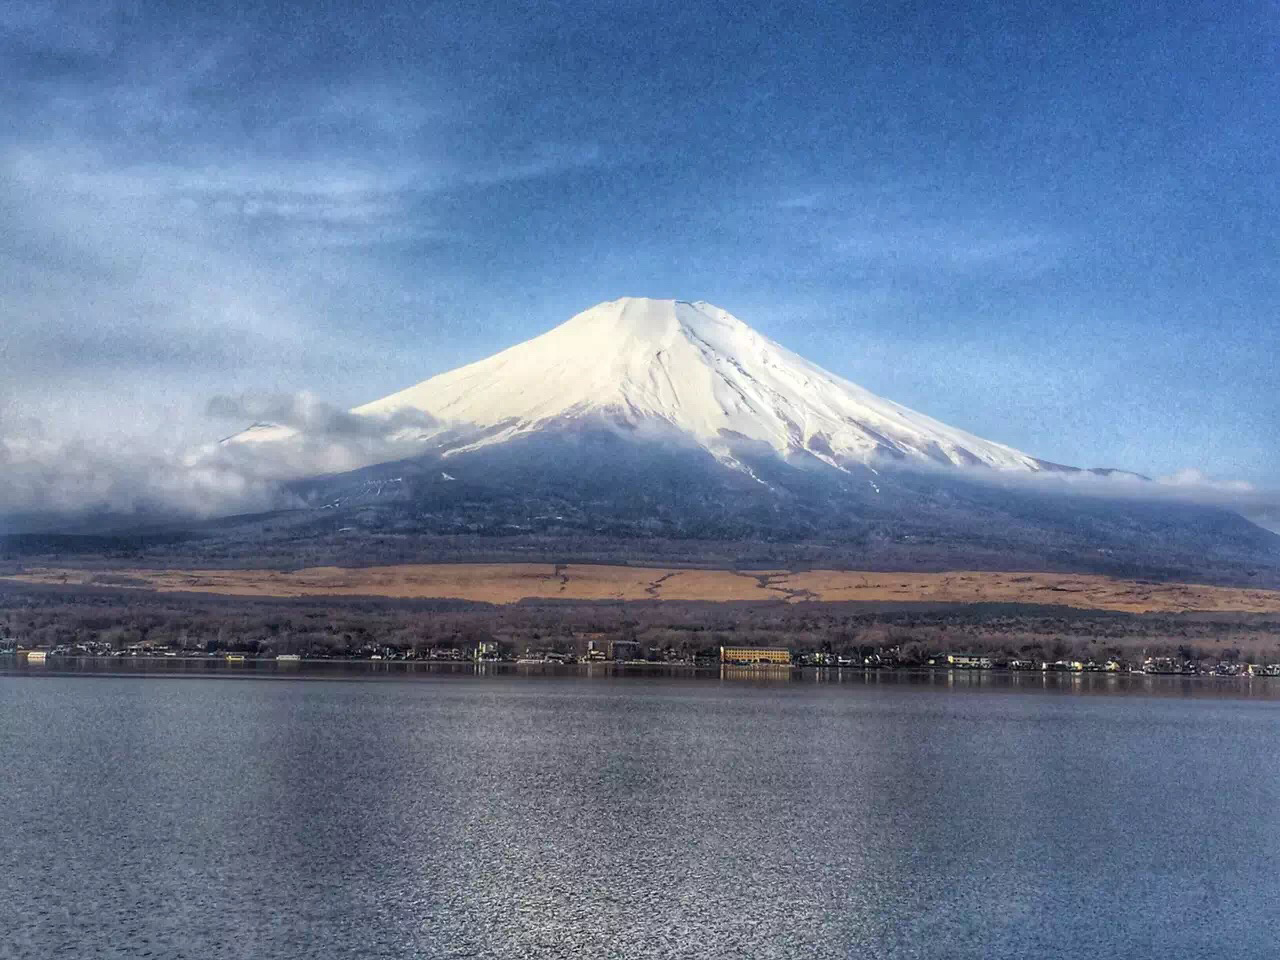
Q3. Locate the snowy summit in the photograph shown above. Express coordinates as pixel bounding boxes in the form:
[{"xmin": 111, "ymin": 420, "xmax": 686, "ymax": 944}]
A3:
[{"xmin": 351, "ymin": 297, "xmax": 1045, "ymax": 472}]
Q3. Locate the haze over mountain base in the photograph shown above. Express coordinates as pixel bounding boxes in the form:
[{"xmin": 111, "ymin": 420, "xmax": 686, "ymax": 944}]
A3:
[{"xmin": 3, "ymin": 451, "xmax": 1276, "ymax": 590}]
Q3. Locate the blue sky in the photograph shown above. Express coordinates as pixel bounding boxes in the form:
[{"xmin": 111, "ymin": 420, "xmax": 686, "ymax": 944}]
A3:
[{"xmin": 1, "ymin": 0, "xmax": 1277, "ymax": 496}]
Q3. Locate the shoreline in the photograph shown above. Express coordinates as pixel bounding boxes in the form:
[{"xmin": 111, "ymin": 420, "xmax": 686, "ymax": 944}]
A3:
[{"xmin": 5, "ymin": 655, "xmax": 1280, "ymax": 699}]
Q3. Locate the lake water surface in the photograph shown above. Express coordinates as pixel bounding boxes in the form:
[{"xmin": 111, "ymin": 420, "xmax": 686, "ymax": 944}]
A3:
[{"xmin": 3, "ymin": 669, "xmax": 1279, "ymax": 959}]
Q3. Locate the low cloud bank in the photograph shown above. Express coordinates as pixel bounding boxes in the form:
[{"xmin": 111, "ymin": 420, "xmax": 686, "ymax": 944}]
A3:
[
  {"xmin": 0, "ymin": 397, "xmax": 1276, "ymax": 538},
  {"xmin": 0, "ymin": 428, "xmax": 284, "ymax": 522},
  {"xmin": 0, "ymin": 393, "xmax": 446, "ymax": 529},
  {"xmin": 939, "ymin": 459, "xmax": 1280, "ymax": 531}
]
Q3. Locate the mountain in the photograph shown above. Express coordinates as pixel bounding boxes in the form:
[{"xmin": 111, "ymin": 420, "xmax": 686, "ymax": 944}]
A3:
[
  {"xmin": 190, "ymin": 298, "xmax": 1279, "ymax": 582},
  {"xmin": 4, "ymin": 299, "xmax": 1272, "ymax": 584},
  {"xmin": 350, "ymin": 297, "xmax": 1046, "ymax": 475}
]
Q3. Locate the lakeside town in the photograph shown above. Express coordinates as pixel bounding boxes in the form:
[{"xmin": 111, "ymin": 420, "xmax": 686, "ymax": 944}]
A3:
[{"xmin": 4, "ymin": 634, "xmax": 1280, "ymax": 678}]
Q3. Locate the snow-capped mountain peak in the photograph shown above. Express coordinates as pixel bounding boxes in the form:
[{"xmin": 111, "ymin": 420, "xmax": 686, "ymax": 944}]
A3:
[{"xmin": 354, "ymin": 297, "xmax": 1044, "ymax": 471}]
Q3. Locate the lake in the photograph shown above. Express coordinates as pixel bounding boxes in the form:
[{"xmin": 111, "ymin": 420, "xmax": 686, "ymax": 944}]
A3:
[{"xmin": 3, "ymin": 667, "xmax": 1279, "ymax": 958}]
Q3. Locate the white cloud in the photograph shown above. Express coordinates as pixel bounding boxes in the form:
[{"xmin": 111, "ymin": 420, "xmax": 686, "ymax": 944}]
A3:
[
  {"xmin": 0, "ymin": 426, "xmax": 284, "ymax": 519},
  {"xmin": 206, "ymin": 391, "xmax": 439, "ymax": 441},
  {"xmin": 0, "ymin": 393, "xmax": 450, "ymax": 520},
  {"xmin": 1159, "ymin": 467, "xmax": 1255, "ymax": 493}
]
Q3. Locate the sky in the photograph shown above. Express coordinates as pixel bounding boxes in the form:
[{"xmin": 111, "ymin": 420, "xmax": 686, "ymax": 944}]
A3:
[{"xmin": 1, "ymin": 0, "xmax": 1277, "ymax": 516}]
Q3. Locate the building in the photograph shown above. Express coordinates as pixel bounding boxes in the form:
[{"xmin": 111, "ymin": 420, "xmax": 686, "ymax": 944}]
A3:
[
  {"xmin": 720, "ymin": 646, "xmax": 791, "ymax": 665},
  {"xmin": 611, "ymin": 639, "xmax": 640, "ymax": 661},
  {"xmin": 947, "ymin": 653, "xmax": 993, "ymax": 669}
]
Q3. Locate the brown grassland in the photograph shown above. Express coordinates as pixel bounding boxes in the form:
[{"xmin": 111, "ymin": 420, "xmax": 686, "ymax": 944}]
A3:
[{"xmin": 8, "ymin": 564, "xmax": 1280, "ymax": 614}]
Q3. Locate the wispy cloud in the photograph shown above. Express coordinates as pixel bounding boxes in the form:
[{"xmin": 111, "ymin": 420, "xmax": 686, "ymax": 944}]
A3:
[
  {"xmin": 764, "ymin": 177, "xmax": 1066, "ymax": 274},
  {"xmin": 965, "ymin": 459, "xmax": 1280, "ymax": 524},
  {"xmin": 1159, "ymin": 467, "xmax": 1256, "ymax": 494},
  {"xmin": 832, "ymin": 222, "xmax": 1056, "ymax": 270},
  {"xmin": 0, "ymin": 4, "xmax": 608, "ymax": 457},
  {"xmin": 206, "ymin": 392, "xmax": 439, "ymax": 441},
  {"xmin": 7, "ymin": 145, "xmax": 435, "ymax": 253},
  {"xmin": 776, "ymin": 192, "xmax": 826, "ymax": 211}
]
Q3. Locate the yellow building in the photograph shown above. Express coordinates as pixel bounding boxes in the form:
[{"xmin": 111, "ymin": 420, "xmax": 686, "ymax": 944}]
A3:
[{"xmin": 720, "ymin": 646, "xmax": 792, "ymax": 665}]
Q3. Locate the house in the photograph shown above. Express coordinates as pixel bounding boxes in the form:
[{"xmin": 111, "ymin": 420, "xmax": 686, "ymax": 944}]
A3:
[
  {"xmin": 1042, "ymin": 659, "xmax": 1084, "ymax": 672},
  {"xmin": 946, "ymin": 653, "xmax": 992, "ymax": 669}
]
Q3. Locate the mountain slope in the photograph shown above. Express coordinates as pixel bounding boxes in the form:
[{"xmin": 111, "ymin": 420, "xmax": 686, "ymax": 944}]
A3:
[
  {"xmin": 282, "ymin": 421, "xmax": 1278, "ymax": 585},
  {"xmin": 200, "ymin": 297, "xmax": 1278, "ymax": 583},
  {"xmin": 352, "ymin": 297, "xmax": 1045, "ymax": 472}
]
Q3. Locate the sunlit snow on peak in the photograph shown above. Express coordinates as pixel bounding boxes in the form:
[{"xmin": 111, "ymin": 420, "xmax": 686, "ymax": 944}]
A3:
[{"xmin": 354, "ymin": 298, "xmax": 1045, "ymax": 471}]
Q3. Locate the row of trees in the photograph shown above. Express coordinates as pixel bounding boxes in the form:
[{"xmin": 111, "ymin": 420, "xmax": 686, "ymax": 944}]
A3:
[{"xmin": 4, "ymin": 586, "xmax": 1280, "ymax": 662}]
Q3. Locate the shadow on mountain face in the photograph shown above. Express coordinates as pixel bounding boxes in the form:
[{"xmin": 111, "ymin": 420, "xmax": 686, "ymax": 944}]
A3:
[{"xmin": 271, "ymin": 422, "xmax": 1279, "ymax": 579}]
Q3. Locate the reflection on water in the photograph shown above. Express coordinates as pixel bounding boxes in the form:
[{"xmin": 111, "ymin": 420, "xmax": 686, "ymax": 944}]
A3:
[
  {"xmin": 716, "ymin": 663, "xmax": 1273, "ymax": 700},
  {"xmin": 4, "ymin": 672, "xmax": 1280, "ymax": 958},
  {"xmin": 7, "ymin": 655, "xmax": 1280, "ymax": 702}
]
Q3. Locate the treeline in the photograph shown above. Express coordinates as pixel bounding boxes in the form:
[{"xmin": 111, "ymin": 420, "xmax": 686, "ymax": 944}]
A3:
[{"xmin": 4, "ymin": 583, "xmax": 1280, "ymax": 662}]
